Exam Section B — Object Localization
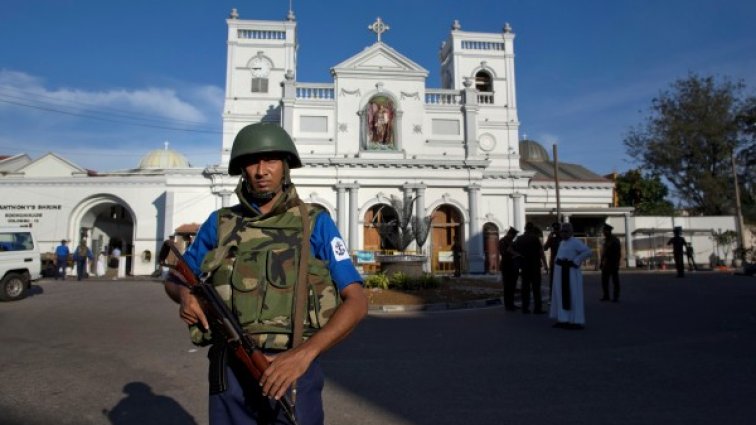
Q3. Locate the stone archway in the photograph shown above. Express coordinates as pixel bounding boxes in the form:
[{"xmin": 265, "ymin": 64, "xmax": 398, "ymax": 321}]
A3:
[
  {"xmin": 71, "ymin": 196, "xmax": 135, "ymax": 276},
  {"xmin": 431, "ymin": 204, "xmax": 464, "ymax": 274},
  {"xmin": 483, "ymin": 222, "xmax": 500, "ymax": 274}
]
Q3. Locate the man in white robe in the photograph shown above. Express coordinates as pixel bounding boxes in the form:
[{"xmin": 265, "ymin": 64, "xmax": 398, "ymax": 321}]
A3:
[{"xmin": 549, "ymin": 223, "xmax": 592, "ymax": 329}]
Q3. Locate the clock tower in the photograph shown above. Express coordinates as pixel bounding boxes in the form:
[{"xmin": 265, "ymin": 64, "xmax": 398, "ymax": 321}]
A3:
[{"xmin": 221, "ymin": 8, "xmax": 298, "ymax": 166}]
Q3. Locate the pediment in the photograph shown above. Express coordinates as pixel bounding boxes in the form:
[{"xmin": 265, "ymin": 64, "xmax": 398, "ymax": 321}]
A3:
[
  {"xmin": 18, "ymin": 153, "xmax": 87, "ymax": 177},
  {"xmin": 332, "ymin": 43, "xmax": 428, "ymax": 77}
]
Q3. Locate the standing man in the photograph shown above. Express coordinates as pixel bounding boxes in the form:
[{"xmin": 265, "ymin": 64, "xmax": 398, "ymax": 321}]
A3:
[
  {"xmin": 498, "ymin": 227, "xmax": 521, "ymax": 311},
  {"xmin": 549, "ymin": 223, "xmax": 592, "ymax": 330},
  {"xmin": 72, "ymin": 240, "xmax": 94, "ymax": 281},
  {"xmin": 451, "ymin": 241, "xmax": 463, "ymax": 277},
  {"xmin": 667, "ymin": 226, "xmax": 687, "ymax": 278},
  {"xmin": 513, "ymin": 222, "xmax": 549, "ymax": 314},
  {"xmin": 599, "ymin": 224, "xmax": 622, "ymax": 302},
  {"xmin": 54, "ymin": 239, "xmax": 70, "ymax": 280},
  {"xmin": 164, "ymin": 123, "xmax": 368, "ymax": 425}
]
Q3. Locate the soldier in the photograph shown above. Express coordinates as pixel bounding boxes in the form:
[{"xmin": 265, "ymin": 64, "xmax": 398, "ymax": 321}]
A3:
[
  {"xmin": 164, "ymin": 123, "xmax": 368, "ymax": 425},
  {"xmin": 498, "ymin": 227, "xmax": 521, "ymax": 311},
  {"xmin": 513, "ymin": 222, "xmax": 548, "ymax": 314},
  {"xmin": 599, "ymin": 224, "xmax": 622, "ymax": 302}
]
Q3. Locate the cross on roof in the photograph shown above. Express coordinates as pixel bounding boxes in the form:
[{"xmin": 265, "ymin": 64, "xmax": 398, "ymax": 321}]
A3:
[{"xmin": 368, "ymin": 17, "xmax": 390, "ymax": 42}]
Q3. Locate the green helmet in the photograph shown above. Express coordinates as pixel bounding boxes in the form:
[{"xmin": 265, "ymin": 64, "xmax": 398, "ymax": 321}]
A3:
[{"xmin": 228, "ymin": 123, "xmax": 302, "ymax": 175}]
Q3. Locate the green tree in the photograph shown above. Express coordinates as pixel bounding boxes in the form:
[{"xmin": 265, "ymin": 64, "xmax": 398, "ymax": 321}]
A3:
[
  {"xmin": 625, "ymin": 74, "xmax": 755, "ymax": 216},
  {"xmin": 615, "ymin": 169, "xmax": 674, "ymax": 215},
  {"xmin": 736, "ymin": 99, "xmax": 756, "ymax": 222}
]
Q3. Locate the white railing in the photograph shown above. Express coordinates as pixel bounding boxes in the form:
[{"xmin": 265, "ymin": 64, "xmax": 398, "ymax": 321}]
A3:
[
  {"xmin": 295, "ymin": 84, "xmax": 335, "ymax": 100},
  {"xmin": 238, "ymin": 29, "xmax": 286, "ymax": 40},
  {"xmin": 425, "ymin": 89, "xmax": 462, "ymax": 105},
  {"xmin": 478, "ymin": 92, "xmax": 494, "ymax": 104},
  {"xmin": 461, "ymin": 40, "xmax": 505, "ymax": 51}
]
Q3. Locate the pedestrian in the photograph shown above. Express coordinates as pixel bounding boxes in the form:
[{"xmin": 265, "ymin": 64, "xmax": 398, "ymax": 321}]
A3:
[
  {"xmin": 599, "ymin": 224, "xmax": 622, "ymax": 302},
  {"xmin": 54, "ymin": 239, "xmax": 70, "ymax": 280},
  {"xmin": 543, "ymin": 222, "xmax": 561, "ymax": 292},
  {"xmin": 550, "ymin": 223, "xmax": 592, "ymax": 330},
  {"xmin": 452, "ymin": 241, "xmax": 463, "ymax": 277},
  {"xmin": 72, "ymin": 240, "xmax": 94, "ymax": 281},
  {"xmin": 513, "ymin": 222, "xmax": 548, "ymax": 314},
  {"xmin": 163, "ymin": 122, "xmax": 368, "ymax": 425},
  {"xmin": 667, "ymin": 226, "xmax": 687, "ymax": 278},
  {"xmin": 96, "ymin": 250, "xmax": 107, "ymax": 277},
  {"xmin": 498, "ymin": 226, "xmax": 521, "ymax": 311},
  {"xmin": 685, "ymin": 242, "xmax": 698, "ymax": 271},
  {"xmin": 110, "ymin": 245, "xmax": 122, "ymax": 268}
]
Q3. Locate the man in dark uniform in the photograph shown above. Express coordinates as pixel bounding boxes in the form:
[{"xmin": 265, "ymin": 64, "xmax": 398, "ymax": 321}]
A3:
[
  {"xmin": 164, "ymin": 123, "xmax": 368, "ymax": 425},
  {"xmin": 667, "ymin": 226, "xmax": 687, "ymax": 278},
  {"xmin": 599, "ymin": 224, "xmax": 622, "ymax": 302},
  {"xmin": 498, "ymin": 227, "xmax": 520, "ymax": 311},
  {"xmin": 513, "ymin": 222, "xmax": 548, "ymax": 314}
]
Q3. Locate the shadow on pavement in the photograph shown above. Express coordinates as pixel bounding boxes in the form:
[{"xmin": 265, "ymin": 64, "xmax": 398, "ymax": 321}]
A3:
[{"xmin": 103, "ymin": 382, "xmax": 198, "ymax": 425}]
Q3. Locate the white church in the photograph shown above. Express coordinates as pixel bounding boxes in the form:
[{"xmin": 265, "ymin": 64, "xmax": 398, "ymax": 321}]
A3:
[{"xmin": 0, "ymin": 9, "xmax": 643, "ymax": 276}]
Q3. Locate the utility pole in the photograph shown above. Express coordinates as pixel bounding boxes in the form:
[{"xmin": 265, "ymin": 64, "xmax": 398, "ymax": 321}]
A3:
[
  {"xmin": 553, "ymin": 144, "xmax": 562, "ymax": 222},
  {"xmin": 731, "ymin": 152, "xmax": 747, "ymax": 262}
]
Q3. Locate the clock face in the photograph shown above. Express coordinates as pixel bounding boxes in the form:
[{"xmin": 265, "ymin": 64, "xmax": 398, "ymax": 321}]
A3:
[{"xmin": 250, "ymin": 57, "xmax": 271, "ymax": 78}]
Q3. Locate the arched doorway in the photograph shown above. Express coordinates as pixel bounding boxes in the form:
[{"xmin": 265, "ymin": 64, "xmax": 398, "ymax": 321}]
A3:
[
  {"xmin": 431, "ymin": 205, "xmax": 463, "ymax": 273},
  {"xmin": 74, "ymin": 197, "xmax": 135, "ymax": 276},
  {"xmin": 363, "ymin": 204, "xmax": 399, "ymax": 251},
  {"xmin": 363, "ymin": 204, "xmax": 399, "ymax": 273},
  {"xmin": 483, "ymin": 222, "xmax": 500, "ymax": 274}
]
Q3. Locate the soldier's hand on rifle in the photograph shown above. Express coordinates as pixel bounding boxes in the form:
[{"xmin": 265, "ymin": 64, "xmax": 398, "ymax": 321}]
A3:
[
  {"xmin": 178, "ymin": 285, "xmax": 209, "ymax": 331},
  {"xmin": 260, "ymin": 346, "xmax": 315, "ymax": 401}
]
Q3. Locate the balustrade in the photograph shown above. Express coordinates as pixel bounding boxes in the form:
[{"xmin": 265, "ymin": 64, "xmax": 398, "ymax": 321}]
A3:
[
  {"xmin": 295, "ymin": 85, "xmax": 335, "ymax": 100},
  {"xmin": 425, "ymin": 89, "xmax": 462, "ymax": 105}
]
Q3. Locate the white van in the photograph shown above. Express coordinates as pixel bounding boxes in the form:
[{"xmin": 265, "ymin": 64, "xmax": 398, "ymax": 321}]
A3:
[{"xmin": 0, "ymin": 227, "xmax": 41, "ymax": 301}]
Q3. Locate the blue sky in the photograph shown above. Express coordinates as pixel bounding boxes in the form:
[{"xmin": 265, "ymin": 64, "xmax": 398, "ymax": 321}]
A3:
[{"xmin": 1, "ymin": 0, "xmax": 754, "ymax": 173}]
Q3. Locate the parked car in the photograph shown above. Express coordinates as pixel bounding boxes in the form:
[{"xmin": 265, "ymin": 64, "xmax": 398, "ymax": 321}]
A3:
[{"xmin": 0, "ymin": 227, "xmax": 41, "ymax": 301}]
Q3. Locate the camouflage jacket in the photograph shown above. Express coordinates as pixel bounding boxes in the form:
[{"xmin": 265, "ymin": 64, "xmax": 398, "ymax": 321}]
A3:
[{"xmin": 191, "ymin": 183, "xmax": 340, "ymax": 350}]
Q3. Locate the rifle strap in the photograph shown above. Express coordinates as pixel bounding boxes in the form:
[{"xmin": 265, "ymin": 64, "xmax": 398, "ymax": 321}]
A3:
[{"xmin": 290, "ymin": 201, "xmax": 312, "ymax": 405}]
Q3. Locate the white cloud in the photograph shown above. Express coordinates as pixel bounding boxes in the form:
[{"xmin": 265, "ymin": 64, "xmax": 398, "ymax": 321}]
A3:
[
  {"xmin": 0, "ymin": 69, "xmax": 224, "ymax": 171},
  {"xmin": 0, "ymin": 69, "xmax": 215, "ymax": 124}
]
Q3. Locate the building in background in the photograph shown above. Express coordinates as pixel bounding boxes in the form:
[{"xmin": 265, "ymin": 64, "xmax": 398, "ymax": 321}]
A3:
[{"xmin": 4, "ymin": 9, "xmax": 725, "ymax": 275}]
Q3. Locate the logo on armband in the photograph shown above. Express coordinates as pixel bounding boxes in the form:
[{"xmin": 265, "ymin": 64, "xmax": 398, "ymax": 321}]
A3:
[{"xmin": 330, "ymin": 237, "xmax": 349, "ymax": 261}]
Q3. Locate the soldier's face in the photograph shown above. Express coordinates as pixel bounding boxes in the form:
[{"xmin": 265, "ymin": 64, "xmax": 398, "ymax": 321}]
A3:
[{"xmin": 242, "ymin": 154, "xmax": 285, "ymax": 195}]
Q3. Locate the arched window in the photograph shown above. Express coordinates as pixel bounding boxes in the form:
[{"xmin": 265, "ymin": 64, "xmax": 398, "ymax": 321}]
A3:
[{"xmin": 474, "ymin": 71, "xmax": 492, "ymax": 92}]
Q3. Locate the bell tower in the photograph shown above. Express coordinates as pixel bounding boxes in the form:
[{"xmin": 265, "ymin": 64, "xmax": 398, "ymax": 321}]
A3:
[{"xmin": 221, "ymin": 8, "xmax": 298, "ymax": 167}]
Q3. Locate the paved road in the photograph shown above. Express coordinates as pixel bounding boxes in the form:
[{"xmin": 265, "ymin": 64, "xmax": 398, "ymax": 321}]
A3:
[{"xmin": 1, "ymin": 272, "xmax": 755, "ymax": 425}]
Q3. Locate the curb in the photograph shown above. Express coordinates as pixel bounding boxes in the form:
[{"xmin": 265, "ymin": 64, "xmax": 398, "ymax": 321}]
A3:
[{"xmin": 368, "ymin": 297, "xmax": 502, "ymax": 314}]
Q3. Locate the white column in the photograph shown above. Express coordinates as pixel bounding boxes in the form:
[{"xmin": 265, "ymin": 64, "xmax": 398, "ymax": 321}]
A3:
[
  {"xmin": 624, "ymin": 213, "xmax": 636, "ymax": 268},
  {"xmin": 414, "ymin": 185, "xmax": 426, "ymax": 220},
  {"xmin": 220, "ymin": 191, "xmax": 233, "ymax": 208},
  {"xmin": 347, "ymin": 183, "xmax": 360, "ymax": 251},
  {"xmin": 467, "ymin": 184, "xmax": 484, "ymax": 273},
  {"xmin": 511, "ymin": 193, "xmax": 524, "ymax": 232},
  {"xmin": 335, "ymin": 184, "xmax": 347, "ymax": 238},
  {"xmin": 164, "ymin": 191, "xmax": 175, "ymax": 240}
]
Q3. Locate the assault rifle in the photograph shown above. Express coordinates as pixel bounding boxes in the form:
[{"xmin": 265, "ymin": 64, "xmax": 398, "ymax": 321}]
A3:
[{"xmin": 158, "ymin": 240, "xmax": 298, "ymax": 425}]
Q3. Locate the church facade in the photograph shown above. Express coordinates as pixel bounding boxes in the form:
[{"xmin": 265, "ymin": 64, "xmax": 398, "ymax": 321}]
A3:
[{"xmin": 0, "ymin": 10, "xmax": 620, "ymax": 276}]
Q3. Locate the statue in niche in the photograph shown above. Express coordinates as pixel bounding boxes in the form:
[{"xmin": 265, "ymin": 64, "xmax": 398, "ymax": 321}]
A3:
[{"xmin": 366, "ymin": 96, "xmax": 395, "ymax": 150}]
